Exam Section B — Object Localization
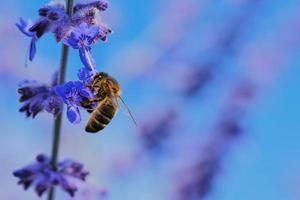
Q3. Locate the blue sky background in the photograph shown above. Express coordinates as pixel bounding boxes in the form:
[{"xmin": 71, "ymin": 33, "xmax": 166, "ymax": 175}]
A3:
[{"xmin": 0, "ymin": 0, "xmax": 300, "ymax": 200}]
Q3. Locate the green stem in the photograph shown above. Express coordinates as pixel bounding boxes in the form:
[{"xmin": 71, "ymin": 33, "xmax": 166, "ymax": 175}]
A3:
[{"xmin": 48, "ymin": 0, "xmax": 73, "ymax": 200}]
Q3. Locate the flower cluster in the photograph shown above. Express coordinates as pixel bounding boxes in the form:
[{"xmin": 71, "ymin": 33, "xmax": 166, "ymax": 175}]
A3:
[
  {"xmin": 17, "ymin": 1, "xmax": 111, "ymax": 62},
  {"xmin": 17, "ymin": 72, "xmax": 62, "ymax": 118},
  {"xmin": 55, "ymin": 79, "xmax": 93, "ymax": 124},
  {"xmin": 13, "ymin": 154, "xmax": 89, "ymax": 197},
  {"xmin": 16, "ymin": 1, "xmax": 112, "ymax": 123}
]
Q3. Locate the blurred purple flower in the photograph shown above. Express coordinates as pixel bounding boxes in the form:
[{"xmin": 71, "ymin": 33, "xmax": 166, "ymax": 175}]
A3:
[
  {"xmin": 181, "ymin": 67, "xmax": 212, "ymax": 97},
  {"xmin": 139, "ymin": 109, "xmax": 177, "ymax": 150},
  {"xmin": 18, "ymin": 72, "xmax": 62, "ymax": 118},
  {"xmin": 175, "ymin": 83, "xmax": 255, "ymax": 200},
  {"xmin": 13, "ymin": 154, "xmax": 89, "ymax": 197},
  {"xmin": 54, "ymin": 81, "xmax": 93, "ymax": 124},
  {"xmin": 63, "ymin": 23, "xmax": 101, "ymax": 71},
  {"xmin": 16, "ymin": 18, "xmax": 37, "ymax": 61},
  {"xmin": 176, "ymin": 154, "xmax": 221, "ymax": 200}
]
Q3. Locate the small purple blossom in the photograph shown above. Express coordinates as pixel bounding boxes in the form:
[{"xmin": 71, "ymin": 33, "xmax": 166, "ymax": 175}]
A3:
[
  {"xmin": 18, "ymin": 73, "xmax": 62, "ymax": 118},
  {"xmin": 54, "ymin": 81, "xmax": 93, "ymax": 124},
  {"xmin": 78, "ymin": 67, "xmax": 96, "ymax": 85},
  {"xmin": 63, "ymin": 23, "xmax": 101, "ymax": 71},
  {"xmin": 72, "ymin": 0, "xmax": 112, "ymax": 40},
  {"xmin": 30, "ymin": 4, "xmax": 70, "ymax": 41},
  {"xmin": 13, "ymin": 154, "xmax": 89, "ymax": 197},
  {"xmin": 16, "ymin": 18, "xmax": 37, "ymax": 61}
]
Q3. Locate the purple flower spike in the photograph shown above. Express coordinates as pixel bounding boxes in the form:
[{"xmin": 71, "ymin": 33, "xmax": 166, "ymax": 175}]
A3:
[
  {"xmin": 18, "ymin": 73, "xmax": 63, "ymax": 118},
  {"xmin": 13, "ymin": 154, "xmax": 89, "ymax": 197},
  {"xmin": 16, "ymin": 18, "xmax": 38, "ymax": 61},
  {"xmin": 63, "ymin": 23, "xmax": 102, "ymax": 71},
  {"xmin": 54, "ymin": 81, "xmax": 93, "ymax": 124}
]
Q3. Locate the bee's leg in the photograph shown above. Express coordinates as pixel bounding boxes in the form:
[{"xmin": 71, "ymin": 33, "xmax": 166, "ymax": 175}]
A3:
[{"xmin": 85, "ymin": 98, "xmax": 102, "ymax": 113}]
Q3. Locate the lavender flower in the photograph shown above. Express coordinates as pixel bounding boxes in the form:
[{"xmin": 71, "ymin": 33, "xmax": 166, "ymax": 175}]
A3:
[
  {"xmin": 17, "ymin": 1, "xmax": 111, "ymax": 65},
  {"xmin": 16, "ymin": 18, "xmax": 37, "ymax": 61},
  {"xmin": 54, "ymin": 81, "xmax": 93, "ymax": 124},
  {"xmin": 18, "ymin": 73, "xmax": 62, "ymax": 118},
  {"xmin": 30, "ymin": 4, "xmax": 70, "ymax": 41},
  {"xmin": 13, "ymin": 154, "xmax": 89, "ymax": 197},
  {"xmin": 16, "ymin": 4, "xmax": 70, "ymax": 62},
  {"xmin": 72, "ymin": 0, "xmax": 112, "ymax": 41},
  {"xmin": 62, "ymin": 23, "xmax": 101, "ymax": 71}
]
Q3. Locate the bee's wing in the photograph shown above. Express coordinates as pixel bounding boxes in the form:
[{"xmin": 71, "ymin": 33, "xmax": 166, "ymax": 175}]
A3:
[{"xmin": 117, "ymin": 96, "xmax": 137, "ymax": 127}]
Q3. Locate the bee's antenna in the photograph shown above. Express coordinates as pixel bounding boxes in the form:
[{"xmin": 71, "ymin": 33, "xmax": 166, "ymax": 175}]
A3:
[{"xmin": 119, "ymin": 96, "xmax": 137, "ymax": 127}]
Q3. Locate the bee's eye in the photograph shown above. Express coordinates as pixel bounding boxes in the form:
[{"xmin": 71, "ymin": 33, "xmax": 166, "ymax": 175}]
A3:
[{"xmin": 48, "ymin": 12, "xmax": 59, "ymax": 21}]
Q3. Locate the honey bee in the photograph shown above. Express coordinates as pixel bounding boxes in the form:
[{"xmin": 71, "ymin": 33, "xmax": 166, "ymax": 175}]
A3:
[{"xmin": 83, "ymin": 72, "xmax": 136, "ymax": 133}]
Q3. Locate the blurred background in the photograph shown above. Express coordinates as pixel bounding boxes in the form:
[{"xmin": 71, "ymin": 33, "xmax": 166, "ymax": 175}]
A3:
[{"xmin": 1, "ymin": 0, "xmax": 300, "ymax": 199}]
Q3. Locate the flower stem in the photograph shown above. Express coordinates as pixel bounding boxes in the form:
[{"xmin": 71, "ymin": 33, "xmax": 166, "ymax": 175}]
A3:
[{"xmin": 48, "ymin": 1, "xmax": 73, "ymax": 200}]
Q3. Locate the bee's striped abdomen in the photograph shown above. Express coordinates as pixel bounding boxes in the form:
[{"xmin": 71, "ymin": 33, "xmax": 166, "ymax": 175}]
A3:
[{"xmin": 85, "ymin": 99, "xmax": 117, "ymax": 133}]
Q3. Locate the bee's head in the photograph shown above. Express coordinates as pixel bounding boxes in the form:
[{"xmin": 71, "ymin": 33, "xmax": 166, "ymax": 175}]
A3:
[{"xmin": 92, "ymin": 72, "xmax": 121, "ymax": 97}]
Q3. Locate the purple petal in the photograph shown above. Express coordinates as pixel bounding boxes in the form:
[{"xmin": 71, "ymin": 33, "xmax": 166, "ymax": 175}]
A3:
[
  {"xmin": 59, "ymin": 176, "xmax": 77, "ymax": 197},
  {"xmin": 77, "ymin": 67, "xmax": 95, "ymax": 84},
  {"xmin": 16, "ymin": 18, "xmax": 33, "ymax": 37},
  {"xmin": 80, "ymin": 89, "xmax": 92, "ymax": 98},
  {"xmin": 36, "ymin": 154, "xmax": 50, "ymax": 163},
  {"xmin": 78, "ymin": 22, "xmax": 89, "ymax": 32},
  {"xmin": 67, "ymin": 106, "xmax": 81, "ymax": 124},
  {"xmin": 29, "ymin": 38, "xmax": 37, "ymax": 61},
  {"xmin": 35, "ymin": 181, "xmax": 50, "ymax": 197},
  {"xmin": 79, "ymin": 48, "xmax": 96, "ymax": 71},
  {"xmin": 63, "ymin": 32, "xmax": 80, "ymax": 49},
  {"xmin": 54, "ymin": 85, "xmax": 68, "ymax": 103},
  {"xmin": 44, "ymin": 95, "xmax": 62, "ymax": 116},
  {"xmin": 86, "ymin": 26, "xmax": 100, "ymax": 42},
  {"xmin": 13, "ymin": 169, "xmax": 33, "ymax": 178},
  {"xmin": 73, "ymin": 81, "xmax": 84, "ymax": 89}
]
